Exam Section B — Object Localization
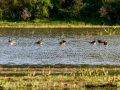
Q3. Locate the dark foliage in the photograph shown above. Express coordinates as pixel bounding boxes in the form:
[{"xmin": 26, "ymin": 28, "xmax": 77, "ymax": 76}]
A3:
[{"xmin": 0, "ymin": 0, "xmax": 119, "ymax": 25}]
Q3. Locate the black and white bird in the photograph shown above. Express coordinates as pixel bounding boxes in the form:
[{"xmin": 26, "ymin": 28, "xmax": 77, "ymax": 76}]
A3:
[
  {"xmin": 62, "ymin": 38, "xmax": 66, "ymax": 44},
  {"xmin": 35, "ymin": 39, "xmax": 43, "ymax": 45},
  {"xmin": 97, "ymin": 39, "xmax": 104, "ymax": 43},
  {"xmin": 9, "ymin": 39, "xmax": 16, "ymax": 45},
  {"xmin": 104, "ymin": 40, "xmax": 108, "ymax": 47},
  {"xmin": 89, "ymin": 39, "xmax": 96, "ymax": 45}
]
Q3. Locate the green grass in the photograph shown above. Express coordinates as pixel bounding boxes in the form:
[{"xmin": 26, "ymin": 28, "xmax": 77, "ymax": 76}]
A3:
[
  {"xmin": 0, "ymin": 18, "xmax": 119, "ymax": 28},
  {"xmin": 104, "ymin": 27, "xmax": 116, "ymax": 35},
  {"xmin": 0, "ymin": 67, "xmax": 119, "ymax": 89}
]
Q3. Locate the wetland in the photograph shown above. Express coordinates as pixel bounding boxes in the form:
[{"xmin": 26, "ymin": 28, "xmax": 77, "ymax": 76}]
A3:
[{"xmin": 0, "ymin": 27, "xmax": 120, "ymax": 89}]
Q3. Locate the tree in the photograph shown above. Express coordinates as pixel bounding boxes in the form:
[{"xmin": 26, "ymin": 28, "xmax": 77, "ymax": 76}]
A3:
[
  {"xmin": 50, "ymin": 0, "xmax": 83, "ymax": 19},
  {"xmin": 99, "ymin": 0, "xmax": 120, "ymax": 24},
  {"xmin": 50, "ymin": 0, "xmax": 65, "ymax": 18},
  {"xmin": 28, "ymin": 0, "xmax": 53, "ymax": 20},
  {"xmin": 80, "ymin": 0, "xmax": 103, "ymax": 18}
]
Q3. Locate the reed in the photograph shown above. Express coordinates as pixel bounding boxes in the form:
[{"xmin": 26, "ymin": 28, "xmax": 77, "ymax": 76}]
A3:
[
  {"xmin": 61, "ymin": 32, "xmax": 64, "ymax": 38},
  {"xmin": 0, "ymin": 67, "xmax": 119, "ymax": 89},
  {"xmin": 85, "ymin": 31, "xmax": 92, "ymax": 39},
  {"xmin": 104, "ymin": 27, "xmax": 116, "ymax": 35},
  {"xmin": 31, "ymin": 30, "xmax": 35, "ymax": 35},
  {"xmin": 81, "ymin": 33, "xmax": 84, "ymax": 39},
  {"xmin": 97, "ymin": 31, "xmax": 103, "ymax": 35},
  {"xmin": 13, "ymin": 30, "xmax": 16, "ymax": 35}
]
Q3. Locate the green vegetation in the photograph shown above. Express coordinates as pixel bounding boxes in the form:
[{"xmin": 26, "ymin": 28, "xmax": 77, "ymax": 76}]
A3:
[
  {"xmin": 0, "ymin": 0, "xmax": 120, "ymax": 25},
  {"xmin": 0, "ymin": 67, "xmax": 120, "ymax": 89},
  {"xmin": 104, "ymin": 27, "xmax": 116, "ymax": 35},
  {"xmin": 0, "ymin": 20, "xmax": 119, "ymax": 28}
]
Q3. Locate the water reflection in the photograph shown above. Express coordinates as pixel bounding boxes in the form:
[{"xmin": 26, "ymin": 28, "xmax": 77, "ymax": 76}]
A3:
[{"xmin": 0, "ymin": 28, "xmax": 120, "ymax": 67}]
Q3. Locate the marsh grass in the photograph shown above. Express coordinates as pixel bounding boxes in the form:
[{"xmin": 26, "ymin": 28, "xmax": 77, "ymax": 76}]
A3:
[
  {"xmin": 0, "ymin": 20, "xmax": 119, "ymax": 28},
  {"xmin": 104, "ymin": 27, "xmax": 116, "ymax": 35},
  {"xmin": 97, "ymin": 31, "xmax": 103, "ymax": 36},
  {"xmin": 0, "ymin": 67, "xmax": 119, "ymax": 89}
]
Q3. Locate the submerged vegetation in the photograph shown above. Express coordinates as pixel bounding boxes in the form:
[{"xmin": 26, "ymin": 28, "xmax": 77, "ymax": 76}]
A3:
[{"xmin": 0, "ymin": 67, "xmax": 120, "ymax": 89}]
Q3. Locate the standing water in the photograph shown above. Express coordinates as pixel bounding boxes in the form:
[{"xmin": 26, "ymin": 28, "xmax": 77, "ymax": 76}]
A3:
[{"xmin": 0, "ymin": 28, "xmax": 120, "ymax": 68}]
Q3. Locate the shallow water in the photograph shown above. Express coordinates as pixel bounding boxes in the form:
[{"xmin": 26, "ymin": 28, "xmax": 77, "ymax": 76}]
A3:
[{"xmin": 0, "ymin": 28, "xmax": 120, "ymax": 68}]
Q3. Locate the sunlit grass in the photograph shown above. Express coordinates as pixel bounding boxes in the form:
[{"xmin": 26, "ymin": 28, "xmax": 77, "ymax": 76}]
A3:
[
  {"xmin": 0, "ymin": 67, "xmax": 119, "ymax": 89},
  {"xmin": 104, "ymin": 27, "xmax": 116, "ymax": 35},
  {"xmin": 0, "ymin": 20, "xmax": 119, "ymax": 28}
]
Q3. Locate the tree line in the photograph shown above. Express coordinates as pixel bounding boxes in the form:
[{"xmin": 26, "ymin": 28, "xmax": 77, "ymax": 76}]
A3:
[{"xmin": 0, "ymin": 0, "xmax": 120, "ymax": 25}]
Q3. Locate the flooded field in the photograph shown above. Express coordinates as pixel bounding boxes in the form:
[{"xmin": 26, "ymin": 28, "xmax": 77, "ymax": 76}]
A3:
[{"xmin": 0, "ymin": 28, "xmax": 120, "ymax": 68}]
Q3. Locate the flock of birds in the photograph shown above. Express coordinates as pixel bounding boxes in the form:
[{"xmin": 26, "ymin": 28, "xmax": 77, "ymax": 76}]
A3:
[
  {"xmin": 8, "ymin": 38, "xmax": 66, "ymax": 46},
  {"xmin": 8, "ymin": 39, "xmax": 44, "ymax": 46},
  {"xmin": 89, "ymin": 39, "xmax": 108, "ymax": 46},
  {"xmin": 8, "ymin": 38, "xmax": 108, "ymax": 46}
]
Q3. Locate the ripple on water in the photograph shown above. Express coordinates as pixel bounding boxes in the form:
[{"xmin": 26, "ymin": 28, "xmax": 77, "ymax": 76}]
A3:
[{"xmin": 0, "ymin": 28, "xmax": 120, "ymax": 67}]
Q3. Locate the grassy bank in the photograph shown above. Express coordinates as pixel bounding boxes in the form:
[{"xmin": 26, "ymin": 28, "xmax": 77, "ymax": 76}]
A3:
[
  {"xmin": 0, "ymin": 67, "xmax": 120, "ymax": 89},
  {"xmin": 0, "ymin": 19, "xmax": 119, "ymax": 28}
]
